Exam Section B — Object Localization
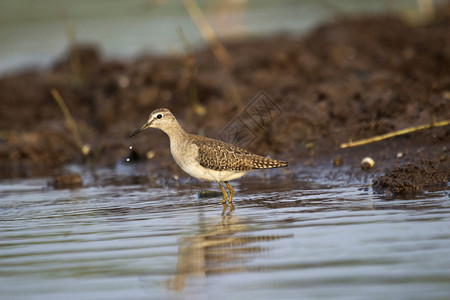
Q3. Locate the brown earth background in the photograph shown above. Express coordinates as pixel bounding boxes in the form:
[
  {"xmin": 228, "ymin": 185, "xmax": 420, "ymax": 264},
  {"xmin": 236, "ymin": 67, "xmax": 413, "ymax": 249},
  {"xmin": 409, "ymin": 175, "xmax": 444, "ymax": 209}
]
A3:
[{"xmin": 1, "ymin": 4, "xmax": 449, "ymax": 193}]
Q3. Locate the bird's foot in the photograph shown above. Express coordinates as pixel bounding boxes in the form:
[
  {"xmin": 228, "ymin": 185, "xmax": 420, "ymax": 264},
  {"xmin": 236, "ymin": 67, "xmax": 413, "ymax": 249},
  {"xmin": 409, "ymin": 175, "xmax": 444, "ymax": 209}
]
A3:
[{"xmin": 221, "ymin": 196, "xmax": 228, "ymax": 204}]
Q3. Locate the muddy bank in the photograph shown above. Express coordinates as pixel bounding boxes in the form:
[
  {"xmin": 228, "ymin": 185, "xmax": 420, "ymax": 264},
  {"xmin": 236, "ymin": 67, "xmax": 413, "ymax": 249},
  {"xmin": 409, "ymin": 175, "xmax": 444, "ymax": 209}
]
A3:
[
  {"xmin": 0, "ymin": 5, "xmax": 449, "ymax": 192},
  {"xmin": 373, "ymin": 160, "xmax": 449, "ymax": 196}
]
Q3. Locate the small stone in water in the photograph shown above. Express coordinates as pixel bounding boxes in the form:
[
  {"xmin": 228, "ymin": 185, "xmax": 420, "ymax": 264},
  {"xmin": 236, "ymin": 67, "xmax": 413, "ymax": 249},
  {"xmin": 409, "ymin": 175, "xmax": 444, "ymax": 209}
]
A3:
[
  {"xmin": 50, "ymin": 173, "xmax": 83, "ymax": 189},
  {"xmin": 361, "ymin": 157, "xmax": 375, "ymax": 170},
  {"xmin": 333, "ymin": 155, "xmax": 343, "ymax": 167}
]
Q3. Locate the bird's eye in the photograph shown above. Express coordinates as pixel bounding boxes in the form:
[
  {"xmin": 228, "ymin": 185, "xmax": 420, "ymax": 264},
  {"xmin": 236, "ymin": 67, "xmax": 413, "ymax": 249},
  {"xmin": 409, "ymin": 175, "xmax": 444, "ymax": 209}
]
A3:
[{"xmin": 157, "ymin": 114, "xmax": 163, "ymax": 119}]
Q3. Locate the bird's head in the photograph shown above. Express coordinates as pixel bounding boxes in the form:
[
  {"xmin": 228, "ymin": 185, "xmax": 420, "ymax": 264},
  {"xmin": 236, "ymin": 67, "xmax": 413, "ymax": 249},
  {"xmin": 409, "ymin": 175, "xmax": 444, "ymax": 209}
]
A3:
[{"xmin": 130, "ymin": 108, "xmax": 177, "ymax": 137}]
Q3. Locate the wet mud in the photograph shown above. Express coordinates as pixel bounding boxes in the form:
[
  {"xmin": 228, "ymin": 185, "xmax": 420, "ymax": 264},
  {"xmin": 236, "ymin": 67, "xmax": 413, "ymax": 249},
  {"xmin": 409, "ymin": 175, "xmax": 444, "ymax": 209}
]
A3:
[
  {"xmin": 373, "ymin": 160, "xmax": 449, "ymax": 196},
  {"xmin": 1, "ymin": 5, "xmax": 449, "ymax": 194}
]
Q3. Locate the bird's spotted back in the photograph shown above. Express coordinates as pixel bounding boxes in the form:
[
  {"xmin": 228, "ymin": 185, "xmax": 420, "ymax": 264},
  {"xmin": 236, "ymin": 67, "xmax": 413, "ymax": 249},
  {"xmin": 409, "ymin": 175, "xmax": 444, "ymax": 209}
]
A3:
[{"xmin": 193, "ymin": 137, "xmax": 288, "ymax": 171}]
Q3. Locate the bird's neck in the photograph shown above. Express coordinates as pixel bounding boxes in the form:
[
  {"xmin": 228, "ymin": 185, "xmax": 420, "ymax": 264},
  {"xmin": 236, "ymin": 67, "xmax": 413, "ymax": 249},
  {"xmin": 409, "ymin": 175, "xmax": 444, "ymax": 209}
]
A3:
[{"xmin": 163, "ymin": 121, "xmax": 187, "ymax": 142}]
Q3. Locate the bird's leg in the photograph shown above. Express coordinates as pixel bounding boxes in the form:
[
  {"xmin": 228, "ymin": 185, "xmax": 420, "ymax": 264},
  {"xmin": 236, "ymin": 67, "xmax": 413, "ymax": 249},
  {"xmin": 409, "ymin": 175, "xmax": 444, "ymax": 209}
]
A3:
[
  {"xmin": 224, "ymin": 181, "xmax": 234, "ymax": 203},
  {"xmin": 218, "ymin": 181, "xmax": 229, "ymax": 204}
]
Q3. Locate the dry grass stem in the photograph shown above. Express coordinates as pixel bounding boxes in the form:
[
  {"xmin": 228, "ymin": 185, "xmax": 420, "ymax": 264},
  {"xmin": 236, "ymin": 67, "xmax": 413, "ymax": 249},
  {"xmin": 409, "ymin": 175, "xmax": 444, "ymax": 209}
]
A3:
[
  {"xmin": 50, "ymin": 88, "xmax": 85, "ymax": 155},
  {"xmin": 182, "ymin": 0, "xmax": 233, "ymax": 69},
  {"xmin": 182, "ymin": 0, "xmax": 243, "ymax": 109},
  {"xmin": 61, "ymin": 18, "xmax": 84, "ymax": 84},
  {"xmin": 176, "ymin": 26, "xmax": 206, "ymax": 120},
  {"xmin": 340, "ymin": 119, "xmax": 450, "ymax": 148}
]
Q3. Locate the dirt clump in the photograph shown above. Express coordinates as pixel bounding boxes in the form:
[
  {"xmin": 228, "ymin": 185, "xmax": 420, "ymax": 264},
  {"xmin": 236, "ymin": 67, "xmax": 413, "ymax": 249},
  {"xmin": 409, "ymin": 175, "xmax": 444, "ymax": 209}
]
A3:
[
  {"xmin": 49, "ymin": 173, "xmax": 83, "ymax": 189},
  {"xmin": 372, "ymin": 160, "xmax": 449, "ymax": 196}
]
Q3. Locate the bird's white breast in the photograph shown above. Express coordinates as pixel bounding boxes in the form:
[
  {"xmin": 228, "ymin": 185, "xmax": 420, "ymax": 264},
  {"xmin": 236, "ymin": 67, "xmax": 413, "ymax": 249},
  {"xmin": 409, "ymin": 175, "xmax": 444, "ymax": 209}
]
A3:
[{"xmin": 170, "ymin": 138, "xmax": 248, "ymax": 182}]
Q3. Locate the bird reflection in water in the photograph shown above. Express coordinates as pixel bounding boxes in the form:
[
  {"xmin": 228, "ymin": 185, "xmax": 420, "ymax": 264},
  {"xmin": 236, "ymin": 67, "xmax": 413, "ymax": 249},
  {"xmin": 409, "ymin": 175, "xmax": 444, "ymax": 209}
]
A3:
[{"xmin": 167, "ymin": 206, "xmax": 291, "ymax": 291}]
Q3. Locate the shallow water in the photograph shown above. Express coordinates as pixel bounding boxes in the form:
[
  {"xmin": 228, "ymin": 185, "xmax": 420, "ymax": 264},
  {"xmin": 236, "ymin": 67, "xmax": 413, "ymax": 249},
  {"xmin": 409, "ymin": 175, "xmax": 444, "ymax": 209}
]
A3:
[{"xmin": 1, "ymin": 165, "xmax": 450, "ymax": 299}]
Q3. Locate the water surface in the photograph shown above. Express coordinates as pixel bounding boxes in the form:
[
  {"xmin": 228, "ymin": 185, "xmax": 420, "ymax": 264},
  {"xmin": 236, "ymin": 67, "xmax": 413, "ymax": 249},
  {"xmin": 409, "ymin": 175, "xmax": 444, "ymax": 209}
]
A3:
[{"xmin": 1, "ymin": 165, "xmax": 449, "ymax": 299}]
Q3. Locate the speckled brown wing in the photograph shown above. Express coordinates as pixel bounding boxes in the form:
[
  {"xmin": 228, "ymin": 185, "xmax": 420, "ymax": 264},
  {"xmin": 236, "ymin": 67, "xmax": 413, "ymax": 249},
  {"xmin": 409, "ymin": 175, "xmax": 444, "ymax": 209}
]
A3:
[{"xmin": 193, "ymin": 136, "xmax": 288, "ymax": 171}]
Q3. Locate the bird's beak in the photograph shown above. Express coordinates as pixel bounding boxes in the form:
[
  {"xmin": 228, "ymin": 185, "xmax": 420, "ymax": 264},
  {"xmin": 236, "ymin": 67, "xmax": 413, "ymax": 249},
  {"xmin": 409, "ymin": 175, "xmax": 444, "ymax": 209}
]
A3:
[{"xmin": 130, "ymin": 120, "xmax": 152, "ymax": 137}]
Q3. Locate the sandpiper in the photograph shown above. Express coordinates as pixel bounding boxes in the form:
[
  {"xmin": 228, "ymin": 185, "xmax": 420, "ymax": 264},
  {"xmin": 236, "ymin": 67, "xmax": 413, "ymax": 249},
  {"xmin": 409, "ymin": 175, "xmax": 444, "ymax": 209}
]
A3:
[{"xmin": 130, "ymin": 108, "xmax": 288, "ymax": 204}]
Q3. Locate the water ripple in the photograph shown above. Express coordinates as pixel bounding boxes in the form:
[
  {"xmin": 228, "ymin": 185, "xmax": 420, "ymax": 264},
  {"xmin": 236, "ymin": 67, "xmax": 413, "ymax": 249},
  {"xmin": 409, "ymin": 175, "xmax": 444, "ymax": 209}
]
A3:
[{"xmin": 1, "ymin": 174, "xmax": 449, "ymax": 299}]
